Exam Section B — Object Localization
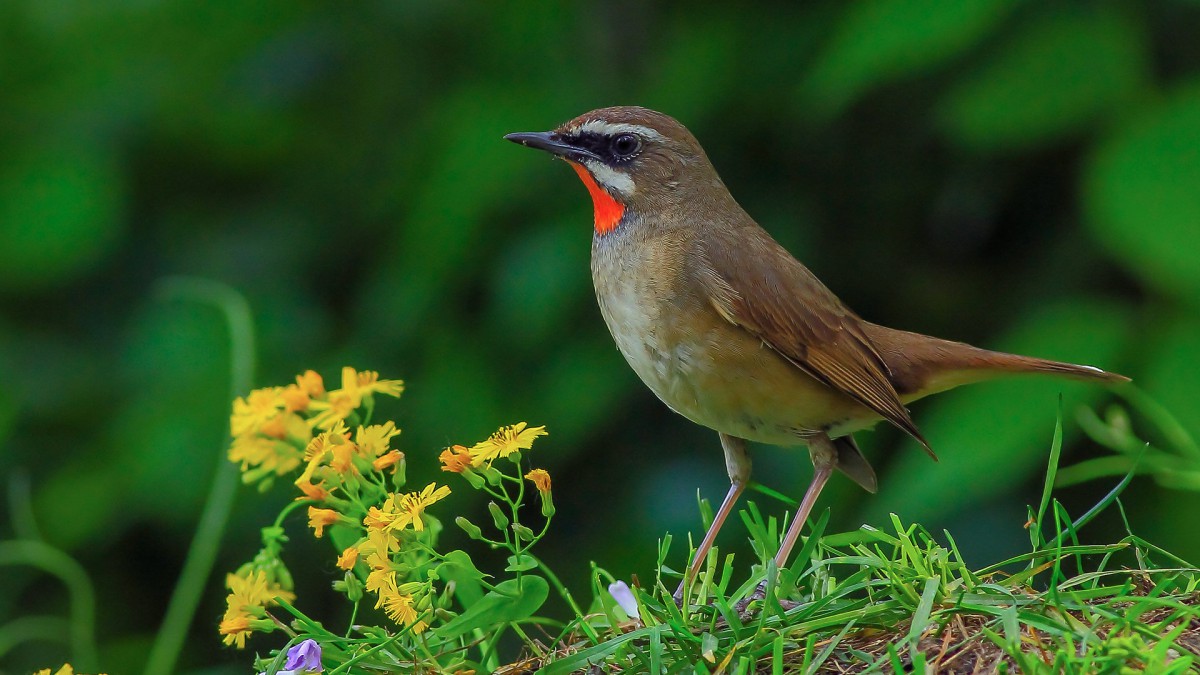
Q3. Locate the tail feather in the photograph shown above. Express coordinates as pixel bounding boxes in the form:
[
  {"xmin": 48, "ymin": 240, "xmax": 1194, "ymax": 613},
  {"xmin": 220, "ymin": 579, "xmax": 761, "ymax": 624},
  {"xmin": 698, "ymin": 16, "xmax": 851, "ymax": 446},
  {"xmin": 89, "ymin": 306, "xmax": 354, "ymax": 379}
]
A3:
[{"xmin": 860, "ymin": 322, "xmax": 1129, "ymax": 400}]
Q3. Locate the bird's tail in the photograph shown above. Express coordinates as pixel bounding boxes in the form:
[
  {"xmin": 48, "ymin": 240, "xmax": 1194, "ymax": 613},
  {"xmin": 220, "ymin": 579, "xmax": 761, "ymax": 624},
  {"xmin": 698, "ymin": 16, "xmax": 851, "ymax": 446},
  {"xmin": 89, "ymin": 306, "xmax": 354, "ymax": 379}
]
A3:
[{"xmin": 861, "ymin": 323, "xmax": 1129, "ymax": 401}]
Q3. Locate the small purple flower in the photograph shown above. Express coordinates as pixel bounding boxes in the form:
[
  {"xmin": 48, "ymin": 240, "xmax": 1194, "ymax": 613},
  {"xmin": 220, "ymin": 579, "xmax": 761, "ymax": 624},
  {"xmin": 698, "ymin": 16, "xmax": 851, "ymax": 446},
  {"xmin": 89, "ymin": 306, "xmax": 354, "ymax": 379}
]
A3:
[
  {"xmin": 283, "ymin": 639, "xmax": 322, "ymax": 673},
  {"xmin": 608, "ymin": 580, "xmax": 639, "ymax": 618}
]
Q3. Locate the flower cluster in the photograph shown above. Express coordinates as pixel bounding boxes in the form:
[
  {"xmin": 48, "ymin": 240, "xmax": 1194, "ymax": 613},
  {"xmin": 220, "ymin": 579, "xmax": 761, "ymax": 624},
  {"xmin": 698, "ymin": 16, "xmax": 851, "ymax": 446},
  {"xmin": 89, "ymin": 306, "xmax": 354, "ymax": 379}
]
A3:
[
  {"xmin": 222, "ymin": 367, "xmax": 557, "ymax": 673},
  {"xmin": 228, "ymin": 367, "xmax": 404, "ymax": 490},
  {"xmin": 220, "ymin": 568, "xmax": 295, "ymax": 648},
  {"xmin": 219, "ymin": 525, "xmax": 296, "ymax": 648}
]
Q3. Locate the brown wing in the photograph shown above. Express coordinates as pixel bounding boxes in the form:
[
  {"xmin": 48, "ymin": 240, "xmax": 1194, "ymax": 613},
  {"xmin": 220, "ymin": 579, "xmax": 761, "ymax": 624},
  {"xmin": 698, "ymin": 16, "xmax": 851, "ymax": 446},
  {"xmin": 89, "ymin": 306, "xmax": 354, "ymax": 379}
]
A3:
[{"xmin": 697, "ymin": 226, "xmax": 934, "ymax": 457}]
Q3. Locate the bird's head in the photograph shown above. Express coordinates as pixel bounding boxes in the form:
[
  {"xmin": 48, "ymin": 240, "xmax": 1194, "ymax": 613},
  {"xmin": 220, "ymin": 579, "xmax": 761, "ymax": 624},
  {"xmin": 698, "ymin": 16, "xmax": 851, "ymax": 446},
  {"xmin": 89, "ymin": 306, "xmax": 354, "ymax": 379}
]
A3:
[{"xmin": 505, "ymin": 106, "xmax": 728, "ymax": 236}]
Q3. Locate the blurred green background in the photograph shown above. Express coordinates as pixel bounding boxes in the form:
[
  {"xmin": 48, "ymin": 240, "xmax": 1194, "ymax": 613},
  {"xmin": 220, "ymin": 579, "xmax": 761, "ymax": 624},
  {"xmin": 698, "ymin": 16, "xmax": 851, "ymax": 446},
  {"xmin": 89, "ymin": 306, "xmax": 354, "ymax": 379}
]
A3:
[{"xmin": 2, "ymin": 0, "xmax": 1200, "ymax": 672}]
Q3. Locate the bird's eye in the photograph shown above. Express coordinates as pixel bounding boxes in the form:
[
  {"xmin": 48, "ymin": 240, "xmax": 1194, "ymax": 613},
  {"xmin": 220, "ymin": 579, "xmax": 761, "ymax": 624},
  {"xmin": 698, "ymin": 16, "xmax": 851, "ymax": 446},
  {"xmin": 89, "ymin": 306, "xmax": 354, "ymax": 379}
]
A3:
[{"xmin": 611, "ymin": 133, "xmax": 641, "ymax": 158}]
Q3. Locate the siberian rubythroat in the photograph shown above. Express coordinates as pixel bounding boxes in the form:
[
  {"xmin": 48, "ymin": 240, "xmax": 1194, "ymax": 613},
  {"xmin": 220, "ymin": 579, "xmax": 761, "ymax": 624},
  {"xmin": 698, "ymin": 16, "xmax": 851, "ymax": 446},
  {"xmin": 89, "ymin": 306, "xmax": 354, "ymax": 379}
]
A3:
[{"xmin": 504, "ymin": 106, "xmax": 1127, "ymax": 595}]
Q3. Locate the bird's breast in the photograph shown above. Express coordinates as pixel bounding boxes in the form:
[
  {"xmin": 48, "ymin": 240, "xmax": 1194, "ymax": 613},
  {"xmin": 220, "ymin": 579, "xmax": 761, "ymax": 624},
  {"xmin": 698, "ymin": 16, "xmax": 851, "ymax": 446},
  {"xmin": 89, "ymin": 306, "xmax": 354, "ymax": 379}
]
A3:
[{"xmin": 591, "ymin": 229, "xmax": 869, "ymax": 445}]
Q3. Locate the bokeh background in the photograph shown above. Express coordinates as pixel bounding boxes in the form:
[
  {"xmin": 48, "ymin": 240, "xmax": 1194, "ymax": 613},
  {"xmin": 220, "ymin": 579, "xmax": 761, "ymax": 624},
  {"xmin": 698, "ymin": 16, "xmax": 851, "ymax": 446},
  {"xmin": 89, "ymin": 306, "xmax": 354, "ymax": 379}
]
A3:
[{"xmin": 3, "ymin": 1, "xmax": 1200, "ymax": 672}]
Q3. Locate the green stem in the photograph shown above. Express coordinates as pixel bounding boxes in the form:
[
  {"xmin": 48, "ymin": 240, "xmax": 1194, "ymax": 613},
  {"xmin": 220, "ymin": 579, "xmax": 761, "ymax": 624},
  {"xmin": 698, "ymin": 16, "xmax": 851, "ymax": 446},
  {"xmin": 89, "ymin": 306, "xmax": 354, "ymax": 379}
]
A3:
[
  {"xmin": 0, "ymin": 616, "xmax": 71, "ymax": 661},
  {"xmin": 143, "ymin": 277, "xmax": 256, "ymax": 675},
  {"xmin": 0, "ymin": 541, "xmax": 98, "ymax": 669},
  {"xmin": 327, "ymin": 629, "xmax": 406, "ymax": 675},
  {"xmin": 7, "ymin": 469, "xmax": 42, "ymax": 540},
  {"xmin": 275, "ymin": 499, "xmax": 316, "ymax": 530},
  {"xmin": 529, "ymin": 553, "xmax": 599, "ymax": 643},
  {"xmin": 344, "ymin": 599, "xmax": 360, "ymax": 639}
]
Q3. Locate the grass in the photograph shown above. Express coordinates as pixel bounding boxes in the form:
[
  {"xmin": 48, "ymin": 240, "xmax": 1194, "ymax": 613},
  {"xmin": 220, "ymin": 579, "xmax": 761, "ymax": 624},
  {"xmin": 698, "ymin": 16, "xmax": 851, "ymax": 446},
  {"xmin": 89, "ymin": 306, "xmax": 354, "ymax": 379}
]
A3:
[{"xmin": 508, "ymin": 414, "xmax": 1200, "ymax": 674}]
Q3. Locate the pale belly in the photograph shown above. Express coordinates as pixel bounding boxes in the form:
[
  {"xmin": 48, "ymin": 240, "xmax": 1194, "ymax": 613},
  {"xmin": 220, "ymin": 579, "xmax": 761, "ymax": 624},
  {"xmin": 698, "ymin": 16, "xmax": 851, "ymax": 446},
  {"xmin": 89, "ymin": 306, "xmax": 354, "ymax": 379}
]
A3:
[{"xmin": 592, "ymin": 245, "xmax": 877, "ymax": 446}]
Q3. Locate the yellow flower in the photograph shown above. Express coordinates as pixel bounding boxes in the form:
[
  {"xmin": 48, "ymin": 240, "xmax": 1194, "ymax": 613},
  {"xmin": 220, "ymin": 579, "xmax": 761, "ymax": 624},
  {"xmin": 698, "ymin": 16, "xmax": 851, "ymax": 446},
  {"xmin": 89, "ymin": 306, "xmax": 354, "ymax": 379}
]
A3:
[
  {"xmin": 295, "ymin": 476, "xmax": 332, "ymax": 502},
  {"xmin": 220, "ymin": 570, "xmax": 293, "ymax": 648},
  {"xmin": 258, "ymin": 413, "xmax": 288, "ymax": 439},
  {"xmin": 307, "ymin": 506, "xmax": 342, "ymax": 538},
  {"xmin": 439, "ymin": 445, "xmax": 474, "ymax": 473},
  {"xmin": 306, "ymin": 368, "xmax": 403, "ymax": 429},
  {"xmin": 469, "ymin": 423, "xmax": 548, "ymax": 465},
  {"xmin": 361, "ymin": 527, "xmax": 399, "ymax": 565},
  {"xmin": 296, "ymin": 369, "xmax": 326, "ymax": 398},
  {"xmin": 381, "ymin": 591, "xmax": 421, "ymax": 630},
  {"xmin": 526, "ymin": 468, "xmax": 555, "ymax": 517},
  {"xmin": 525, "ymin": 468, "xmax": 551, "ymax": 493},
  {"xmin": 336, "ymin": 546, "xmax": 359, "ymax": 570},
  {"xmin": 227, "ymin": 569, "xmax": 295, "ymax": 607},
  {"xmin": 340, "ymin": 366, "xmax": 405, "ymax": 406},
  {"xmin": 304, "ymin": 421, "xmax": 352, "ymax": 460},
  {"xmin": 398, "ymin": 483, "xmax": 450, "ymax": 531},
  {"xmin": 281, "ymin": 384, "xmax": 311, "ymax": 413},
  {"xmin": 219, "ymin": 611, "xmax": 253, "ymax": 648},
  {"xmin": 329, "ymin": 442, "xmax": 358, "ymax": 475},
  {"xmin": 228, "ymin": 435, "xmax": 302, "ymax": 477},
  {"xmin": 357, "ymin": 421, "xmax": 401, "ymax": 457},
  {"xmin": 363, "ymin": 503, "xmax": 395, "ymax": 531},
  {"xmin": 366, "ymin": 567, "xmax": 398, "ymax": 599},
  {"xmin": 230, "ymin": 387, "xmax": 285, "ymax": 436},
  {"xmin": 373, "ymin": 450, "xmax": 404, "ymax": 472},
  {"xmin": 294, "ymin": 455, "xmax": 334, "ymax": 501},
  {"xmin": 308, "ymin": 391, "xmax": 356, "ymax": 430},
  {"xmin": 364, "ymin": 484, "xmax": 450, "ymax": 533}
]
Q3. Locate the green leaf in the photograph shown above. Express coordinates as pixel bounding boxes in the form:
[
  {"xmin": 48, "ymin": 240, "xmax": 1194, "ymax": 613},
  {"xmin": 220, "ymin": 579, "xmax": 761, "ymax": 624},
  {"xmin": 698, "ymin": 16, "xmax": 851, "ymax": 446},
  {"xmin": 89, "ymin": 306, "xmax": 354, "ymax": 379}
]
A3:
[
  {"xmin": 432, "ymin": 550, "xmax": 487, "ymax": 608},
  {"xmin": 432, "ymin": 575, "xmax": 547, "ymax": 641},
  {"xmin": 938, "ymin": 8, "xmax": 1147, "ymax": 150},
  {"xmin": 803, "ymin": 0, "xmax": 1018, "ymax": 116},
  {"xmin": 505, "ymin": 553, "xmax": 537, "ymax": 572},
  {"xmin": 1085, "ymin": 81, "xmax": 1200, "ymax": 302}
]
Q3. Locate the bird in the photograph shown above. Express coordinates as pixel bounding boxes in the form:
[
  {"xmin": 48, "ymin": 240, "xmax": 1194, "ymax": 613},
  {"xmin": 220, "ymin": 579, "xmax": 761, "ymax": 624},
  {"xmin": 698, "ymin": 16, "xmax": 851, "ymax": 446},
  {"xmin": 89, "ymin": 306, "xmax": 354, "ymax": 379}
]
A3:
[{"xmin": 504, "ymin": 106, "xmax": 1127, "ymax": 598}]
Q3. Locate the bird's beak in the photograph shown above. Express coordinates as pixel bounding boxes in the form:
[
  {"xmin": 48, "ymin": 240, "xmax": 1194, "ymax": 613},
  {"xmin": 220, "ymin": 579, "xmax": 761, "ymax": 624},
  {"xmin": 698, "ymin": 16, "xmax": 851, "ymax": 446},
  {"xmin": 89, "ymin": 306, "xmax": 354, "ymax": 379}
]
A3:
[{"xmin": 504, "ymin": 131, "xmax": 600, "ymax": 161}]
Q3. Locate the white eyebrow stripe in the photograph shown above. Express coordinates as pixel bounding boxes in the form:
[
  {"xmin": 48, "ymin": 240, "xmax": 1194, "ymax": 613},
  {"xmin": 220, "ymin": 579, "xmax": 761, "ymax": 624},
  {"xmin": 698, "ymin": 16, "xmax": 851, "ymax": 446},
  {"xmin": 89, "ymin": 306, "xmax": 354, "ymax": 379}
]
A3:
[
  {"xmin": 575, "ymin": 120, "xmax": 665, "ymax": 142},
  {"xmin": 583, "ymin": 160, "xmax": 636, "ymax": 195}
]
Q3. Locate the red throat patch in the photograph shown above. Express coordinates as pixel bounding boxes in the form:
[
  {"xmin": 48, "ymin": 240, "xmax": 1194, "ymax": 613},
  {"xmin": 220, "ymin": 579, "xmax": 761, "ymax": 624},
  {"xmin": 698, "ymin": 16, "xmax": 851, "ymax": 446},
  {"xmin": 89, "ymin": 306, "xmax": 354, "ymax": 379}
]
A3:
[{"xmin": 568, "ymin": 161, "xmax": 625, "ymax": 235}]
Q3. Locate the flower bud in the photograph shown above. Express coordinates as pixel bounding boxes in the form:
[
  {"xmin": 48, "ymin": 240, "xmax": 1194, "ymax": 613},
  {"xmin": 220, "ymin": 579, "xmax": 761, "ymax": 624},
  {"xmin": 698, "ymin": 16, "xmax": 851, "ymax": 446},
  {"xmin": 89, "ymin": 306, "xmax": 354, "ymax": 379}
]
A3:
[
  {"xmin": 334, "ymin": 571, "xmax": 364, "ymax": 602},
  {"xmin": 461, "ymin": 467, "xmax": 486, "ymax": 489},
  {"xmin": 488, "ymin": 502, "xmax": 509, "ymax": 530},
  {"xmin": 481, "ymin": 465, "xmax": 504, "ymax": 486},
  {"xmin": 391, "ymin": 454, "xmax": 407, "ymax": 489},
  {"xmin": 455, "ymin": 516, "xmax": 483, "ymax": 540},
  {"xmin": 513, "ymin": 523, "xmax": 535, "ymax": 542}
]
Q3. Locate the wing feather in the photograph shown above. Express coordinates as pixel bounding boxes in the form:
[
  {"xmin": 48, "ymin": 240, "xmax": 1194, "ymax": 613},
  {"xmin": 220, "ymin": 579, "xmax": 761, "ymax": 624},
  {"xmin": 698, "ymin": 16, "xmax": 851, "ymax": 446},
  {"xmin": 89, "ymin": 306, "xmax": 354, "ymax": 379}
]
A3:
[{"xmin": 699, "ymin": 227, "xmax": 934, "ymax": 457}]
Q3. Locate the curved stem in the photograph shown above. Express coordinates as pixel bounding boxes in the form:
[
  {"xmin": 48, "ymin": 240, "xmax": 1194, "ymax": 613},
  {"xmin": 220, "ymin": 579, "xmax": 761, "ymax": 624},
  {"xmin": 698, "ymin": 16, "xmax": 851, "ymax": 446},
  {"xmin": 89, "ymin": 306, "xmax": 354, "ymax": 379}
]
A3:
[
  {"xmin": 7, "ymin": 469, "xmax": 42, "ymax": 541},
  {"xmin": 143, "ymin": 277, "xmax": 256, "ymax": 675},
  {"xmin": 0, "ymin": 541, "xmax": 98, "ymax": 668},
  {"xmin": 0, "ymin": 616, "xmax": 72, "ymax": 661},
  {"xmin": 275, "ymin": 499, "xmax": 316, "ymax": 530}
]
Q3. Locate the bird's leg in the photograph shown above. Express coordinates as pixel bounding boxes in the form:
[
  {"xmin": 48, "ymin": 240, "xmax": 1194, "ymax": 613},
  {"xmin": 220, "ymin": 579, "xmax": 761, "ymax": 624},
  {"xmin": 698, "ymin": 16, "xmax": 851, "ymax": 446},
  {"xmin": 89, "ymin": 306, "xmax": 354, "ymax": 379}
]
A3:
[
  {"xmin": 773, "ymin": 433, "xmax": 837, "ymax": 570},
  {"xmin": 735, "ymin": 435, "xmax": 837, "ymax": 615},
  {"xmin": 675, "ymin": 433, "xmax": 749, "ymax": 602}
]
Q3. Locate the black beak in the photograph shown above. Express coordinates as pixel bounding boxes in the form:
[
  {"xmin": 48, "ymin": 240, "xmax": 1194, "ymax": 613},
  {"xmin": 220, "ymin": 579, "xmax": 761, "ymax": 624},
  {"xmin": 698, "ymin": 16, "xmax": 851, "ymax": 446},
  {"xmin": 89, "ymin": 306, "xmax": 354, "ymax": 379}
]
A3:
[{"xmin": 504, "ymin": 131, "xmax": 600, "ymax": 161}]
